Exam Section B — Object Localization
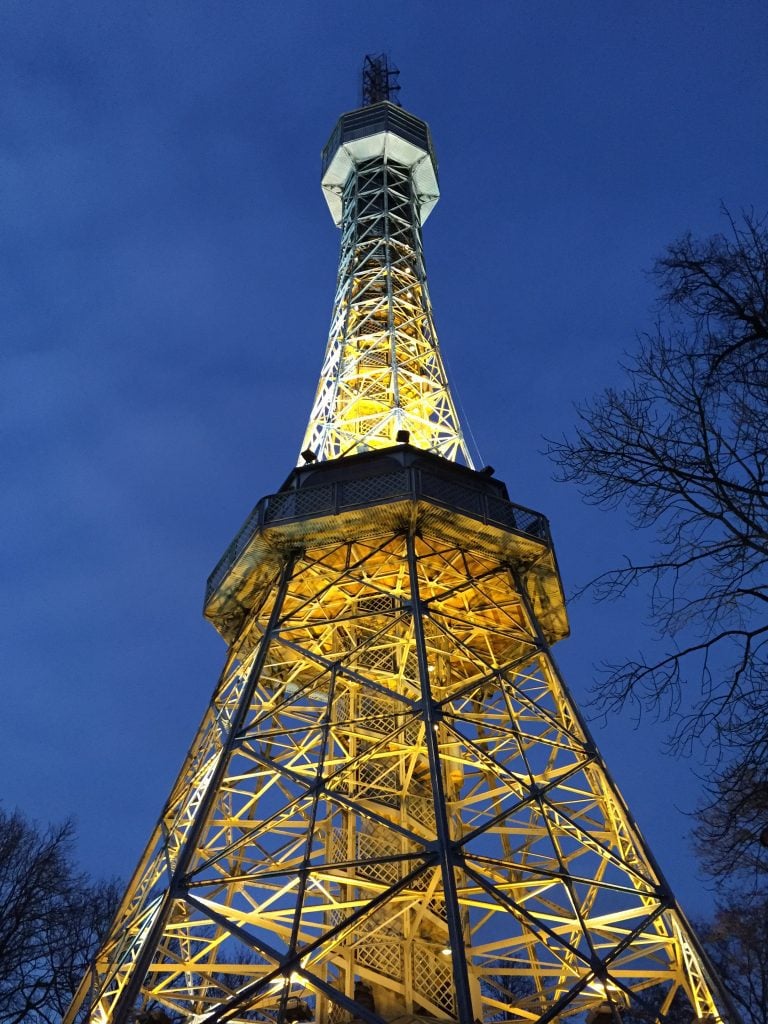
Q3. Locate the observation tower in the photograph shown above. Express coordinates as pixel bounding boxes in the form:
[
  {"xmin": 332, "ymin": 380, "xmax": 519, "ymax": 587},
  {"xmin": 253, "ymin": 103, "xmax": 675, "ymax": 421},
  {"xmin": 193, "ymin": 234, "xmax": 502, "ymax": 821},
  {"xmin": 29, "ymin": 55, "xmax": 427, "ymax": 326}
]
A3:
[{"xmin": 67, "ymin": 55, "xmax": 735, "ymax": 1024}]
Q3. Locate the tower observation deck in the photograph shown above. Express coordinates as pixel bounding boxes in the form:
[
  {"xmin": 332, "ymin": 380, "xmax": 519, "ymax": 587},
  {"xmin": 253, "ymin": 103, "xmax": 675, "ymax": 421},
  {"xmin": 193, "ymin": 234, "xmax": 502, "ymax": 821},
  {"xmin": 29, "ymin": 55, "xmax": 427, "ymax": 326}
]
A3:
[{"xmin": 67, "ymin": 56, "xmax": 735, "ymax": 1024}]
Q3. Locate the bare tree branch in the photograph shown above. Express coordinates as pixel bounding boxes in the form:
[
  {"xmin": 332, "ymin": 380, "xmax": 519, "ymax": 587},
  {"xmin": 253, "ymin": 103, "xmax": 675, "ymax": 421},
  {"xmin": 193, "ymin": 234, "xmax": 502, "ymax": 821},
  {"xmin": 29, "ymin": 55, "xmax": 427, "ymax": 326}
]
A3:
[
  {"xmin": 548, "ymin": 208, "xmax": 768, "ymax": 880},
  {"xmin": 0, "ymin": 808, "xmax": 120, "ymax": 1024},
  {"xmin": 697, "ymin": 892, "xmax": 768, "ymax": 1024}
]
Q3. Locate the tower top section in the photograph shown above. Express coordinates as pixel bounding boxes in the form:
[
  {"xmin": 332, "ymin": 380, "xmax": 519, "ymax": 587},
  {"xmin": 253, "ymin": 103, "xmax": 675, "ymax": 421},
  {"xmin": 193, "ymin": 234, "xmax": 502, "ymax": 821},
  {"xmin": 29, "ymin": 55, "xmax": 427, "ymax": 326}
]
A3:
[
  {"xmin": 301, "ymin": 57, "xmax": 470, "ymax": 466},
  {"xmin": 321, "ymin": 60, "xmax": 439, "ymax": 226}
]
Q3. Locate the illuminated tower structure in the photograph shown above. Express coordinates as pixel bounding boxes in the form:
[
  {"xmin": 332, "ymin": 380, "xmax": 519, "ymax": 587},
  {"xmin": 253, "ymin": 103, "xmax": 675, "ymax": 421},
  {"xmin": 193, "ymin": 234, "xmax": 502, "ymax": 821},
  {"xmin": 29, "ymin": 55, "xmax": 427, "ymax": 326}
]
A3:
[{"xmin": 68, "ymin": 57, "xmax": 735, "ymax": 1024}]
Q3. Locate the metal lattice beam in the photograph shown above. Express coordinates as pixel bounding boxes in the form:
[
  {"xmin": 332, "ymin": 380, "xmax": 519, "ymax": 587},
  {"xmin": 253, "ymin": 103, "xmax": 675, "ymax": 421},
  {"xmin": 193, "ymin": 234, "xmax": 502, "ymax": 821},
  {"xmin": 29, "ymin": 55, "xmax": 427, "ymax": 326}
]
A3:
[{"xmin": 301, "ymin": 155, "xmax": 472, "ymax": 466}]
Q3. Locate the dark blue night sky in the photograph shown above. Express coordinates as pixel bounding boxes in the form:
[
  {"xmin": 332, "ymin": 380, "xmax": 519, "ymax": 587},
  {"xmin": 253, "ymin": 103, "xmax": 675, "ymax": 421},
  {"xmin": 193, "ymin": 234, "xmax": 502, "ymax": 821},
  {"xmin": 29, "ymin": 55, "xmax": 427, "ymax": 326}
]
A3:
[{"xmin": 2, "ymin": 1, "xmax": 766, "ymax": 920}]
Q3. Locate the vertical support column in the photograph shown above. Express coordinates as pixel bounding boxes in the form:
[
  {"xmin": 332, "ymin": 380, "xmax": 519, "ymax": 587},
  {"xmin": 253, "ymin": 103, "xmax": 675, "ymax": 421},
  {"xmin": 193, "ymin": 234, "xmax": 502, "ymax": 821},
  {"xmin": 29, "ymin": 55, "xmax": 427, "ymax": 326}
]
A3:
[{"xmin": 406, "ymin": 530, "xmax": 476, "ymax": 1024}]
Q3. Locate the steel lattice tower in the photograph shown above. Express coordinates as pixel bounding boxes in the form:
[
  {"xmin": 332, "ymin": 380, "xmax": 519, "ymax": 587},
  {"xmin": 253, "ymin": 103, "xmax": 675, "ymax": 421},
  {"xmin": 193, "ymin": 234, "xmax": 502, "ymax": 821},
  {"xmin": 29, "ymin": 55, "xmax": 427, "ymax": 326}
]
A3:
[{"xmin": 67, "ymin": 58, "xmax": 736, "ymax": 1024}]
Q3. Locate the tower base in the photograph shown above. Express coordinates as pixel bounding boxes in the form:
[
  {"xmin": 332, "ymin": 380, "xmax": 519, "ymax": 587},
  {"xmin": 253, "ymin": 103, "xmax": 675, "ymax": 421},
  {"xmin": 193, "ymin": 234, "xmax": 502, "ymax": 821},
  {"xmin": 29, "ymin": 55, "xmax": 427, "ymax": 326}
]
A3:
[{"xmin": 68, "ymin": 448, "xmax": 730, "ymax": 1024}]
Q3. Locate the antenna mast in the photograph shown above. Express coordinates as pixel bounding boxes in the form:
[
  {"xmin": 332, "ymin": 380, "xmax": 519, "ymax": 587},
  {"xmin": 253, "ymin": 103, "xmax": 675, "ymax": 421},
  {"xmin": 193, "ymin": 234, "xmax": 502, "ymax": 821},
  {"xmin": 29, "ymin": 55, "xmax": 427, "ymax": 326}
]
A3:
[{"xmin": 361, "ymin": 52, "xmax": 401, "ymax": 106}]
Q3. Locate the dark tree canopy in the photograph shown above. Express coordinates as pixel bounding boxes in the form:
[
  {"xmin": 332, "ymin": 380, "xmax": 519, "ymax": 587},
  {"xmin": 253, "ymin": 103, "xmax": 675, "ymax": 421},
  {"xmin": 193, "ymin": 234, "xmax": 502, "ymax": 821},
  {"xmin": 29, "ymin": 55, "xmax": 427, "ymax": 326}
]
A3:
[
  {"xmin": 548, "ymin": 210, "xmax": 768, "ymax": 875},
  {"xmin": 0, "ymin": 808, "xmax": 119, "ymax": 1024},
  {"xmin": 698, "ymin": 893, "xmax": 768, "ymax": 1024},
  {"xmin": 693, "ymin": 753, "xmax": 768, "ymax": 881}
]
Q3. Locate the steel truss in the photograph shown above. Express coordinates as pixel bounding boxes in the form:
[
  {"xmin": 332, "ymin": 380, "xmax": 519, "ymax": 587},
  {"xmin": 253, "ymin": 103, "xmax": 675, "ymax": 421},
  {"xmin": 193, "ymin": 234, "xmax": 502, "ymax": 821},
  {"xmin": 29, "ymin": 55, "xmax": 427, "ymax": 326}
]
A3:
[
  {"xmin": 67, "ymin": 87, "xmax": 733, "ymax": 1024},
  {"xmin": 300, "ymin": 157, "xmax": 472, "ymax": 466},
  {"xmin": 68, "ymin": 518, "xmax": 729, "ymax": 1024}
]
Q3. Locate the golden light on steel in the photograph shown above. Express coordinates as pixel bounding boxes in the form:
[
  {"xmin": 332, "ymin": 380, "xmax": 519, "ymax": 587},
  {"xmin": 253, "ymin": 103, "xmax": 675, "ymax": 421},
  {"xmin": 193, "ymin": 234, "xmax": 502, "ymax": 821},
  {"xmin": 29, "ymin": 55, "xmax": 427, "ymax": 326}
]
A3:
[
  {"xmin": 67, "ymin": 57, "xmax": 735, "ymax": 1024},
  {"xmin": 300, "ymin": 102, "xmax": 472, "ymax": 467}
]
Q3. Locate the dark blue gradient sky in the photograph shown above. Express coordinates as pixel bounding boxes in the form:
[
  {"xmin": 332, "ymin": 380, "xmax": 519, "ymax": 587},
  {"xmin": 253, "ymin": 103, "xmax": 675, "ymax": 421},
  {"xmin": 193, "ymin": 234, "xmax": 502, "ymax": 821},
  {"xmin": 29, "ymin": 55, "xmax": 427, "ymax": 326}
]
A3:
[{"xmin": 2, "ymin": 1, "xmax": 766, "ymax": 918}]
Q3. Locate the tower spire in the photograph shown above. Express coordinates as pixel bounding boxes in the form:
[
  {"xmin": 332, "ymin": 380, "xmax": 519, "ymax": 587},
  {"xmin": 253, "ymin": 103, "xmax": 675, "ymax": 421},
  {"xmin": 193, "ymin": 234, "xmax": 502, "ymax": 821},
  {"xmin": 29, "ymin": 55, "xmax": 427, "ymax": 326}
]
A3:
[{"xmin": 299, "ymin": 59, "xmax": 472, "ymax": 466}]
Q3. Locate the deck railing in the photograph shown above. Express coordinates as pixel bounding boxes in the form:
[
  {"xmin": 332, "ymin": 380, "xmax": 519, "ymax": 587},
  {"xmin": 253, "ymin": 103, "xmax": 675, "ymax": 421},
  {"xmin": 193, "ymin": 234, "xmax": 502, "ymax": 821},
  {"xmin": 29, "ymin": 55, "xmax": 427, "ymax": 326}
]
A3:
[{"xmin": 205, "ymin": 467, "xmax": 549, "ymax": 606}]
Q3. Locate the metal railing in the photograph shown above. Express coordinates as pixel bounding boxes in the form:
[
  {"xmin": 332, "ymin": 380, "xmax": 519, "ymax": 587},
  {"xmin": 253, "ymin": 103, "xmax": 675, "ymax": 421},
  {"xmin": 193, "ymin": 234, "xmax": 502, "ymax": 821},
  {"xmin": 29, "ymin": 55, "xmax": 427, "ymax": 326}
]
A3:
[
  {"xmin": 205, "ymin": 467, "xmax": 550, "ymax": 606},
  {"xmin": 322, "ymin": 103, "xmax": 436, "ymax": 179}
]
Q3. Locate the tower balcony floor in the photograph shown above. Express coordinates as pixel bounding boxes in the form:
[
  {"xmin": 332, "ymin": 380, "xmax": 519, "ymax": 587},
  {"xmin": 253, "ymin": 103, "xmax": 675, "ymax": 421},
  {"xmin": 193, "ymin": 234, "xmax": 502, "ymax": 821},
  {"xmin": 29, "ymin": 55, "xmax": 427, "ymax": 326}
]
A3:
[{"xmin": 205, "ymin": 445, "xmax": 569, "ymax": 645}]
